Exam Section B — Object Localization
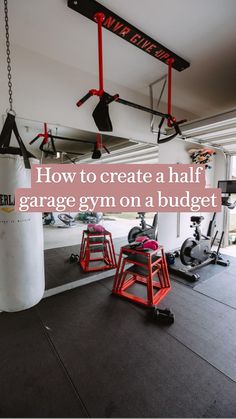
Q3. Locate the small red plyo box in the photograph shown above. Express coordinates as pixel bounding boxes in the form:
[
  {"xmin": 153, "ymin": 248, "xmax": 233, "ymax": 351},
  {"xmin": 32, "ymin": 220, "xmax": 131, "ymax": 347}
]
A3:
[
  {"xmin": 79, "ymin": 230, "xmax": 117, "ymax": 272},
  {"xmin": 113, "ymin": 245, "xmax": 171, "ymax": 307}
]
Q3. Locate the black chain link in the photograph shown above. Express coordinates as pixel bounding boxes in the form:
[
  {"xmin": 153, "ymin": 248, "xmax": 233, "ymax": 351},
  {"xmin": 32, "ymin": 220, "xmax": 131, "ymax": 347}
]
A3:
[{"xmin": 4, "ymin": 0, "xmax": 14, "ymax": 111}]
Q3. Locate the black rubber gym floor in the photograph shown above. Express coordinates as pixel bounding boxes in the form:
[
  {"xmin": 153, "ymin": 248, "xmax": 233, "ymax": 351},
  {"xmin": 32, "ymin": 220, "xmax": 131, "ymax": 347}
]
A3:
[
  {"xmin": 169, "ymin": 254, "xmax": 236, "ymax": 287},
  {"xmin": 1, "ymin": 267, "xmax": 236, "ymax": 418},
  {"xmin": 44, "ymin": 237, "xmax": 127, "ymax": 289}
]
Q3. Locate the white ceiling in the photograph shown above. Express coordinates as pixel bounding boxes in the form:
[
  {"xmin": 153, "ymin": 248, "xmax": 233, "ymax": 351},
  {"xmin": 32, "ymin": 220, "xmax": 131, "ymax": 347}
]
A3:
[
  {"xmin": 180, "ymin": 109, "xmax": 236, "ymax": 155},
  {"xmin": 6, "ymin": 0, "xmax": 236, "ymax": 118}
]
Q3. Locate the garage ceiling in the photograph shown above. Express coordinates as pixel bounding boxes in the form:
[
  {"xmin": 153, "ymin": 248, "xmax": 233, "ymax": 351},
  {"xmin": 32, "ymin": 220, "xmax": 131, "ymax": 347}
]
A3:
[
  {"xmin": 6, "ymin": 0, "xmax": 236, "ymax": 119},
  {"xmin": 180, "ymin": 109, "xmax": 236, "ymax": 155}
]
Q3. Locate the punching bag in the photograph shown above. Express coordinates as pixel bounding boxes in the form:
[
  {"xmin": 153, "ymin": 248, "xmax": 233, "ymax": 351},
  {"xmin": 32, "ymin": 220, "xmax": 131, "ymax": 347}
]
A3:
[{"xmin": 0, "ymin": 113, "xmax": 45, "ymax": 312}]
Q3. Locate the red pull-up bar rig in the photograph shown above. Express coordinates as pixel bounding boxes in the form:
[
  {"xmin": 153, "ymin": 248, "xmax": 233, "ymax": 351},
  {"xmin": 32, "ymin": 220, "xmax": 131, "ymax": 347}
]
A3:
[{"xmin": 75, "ymin": 10, "xmax": 186, "ymax": 143}]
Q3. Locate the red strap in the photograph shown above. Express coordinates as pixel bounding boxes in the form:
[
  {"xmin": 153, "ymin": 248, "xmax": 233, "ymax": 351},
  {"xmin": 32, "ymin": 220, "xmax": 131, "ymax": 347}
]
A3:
[{"xmin": 167, "ymin": 58, "xmax": 175, "ymax": 127}]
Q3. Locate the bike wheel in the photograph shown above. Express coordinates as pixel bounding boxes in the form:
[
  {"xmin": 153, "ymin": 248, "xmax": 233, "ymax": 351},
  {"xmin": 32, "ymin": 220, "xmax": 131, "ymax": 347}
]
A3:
[
  {"xmin": 180, "ymin": 238, "xmax": 198, "ymax": 265},
  {"xmin": 128, "ymin": 227, "xmax": 143, "ymax": 243}
]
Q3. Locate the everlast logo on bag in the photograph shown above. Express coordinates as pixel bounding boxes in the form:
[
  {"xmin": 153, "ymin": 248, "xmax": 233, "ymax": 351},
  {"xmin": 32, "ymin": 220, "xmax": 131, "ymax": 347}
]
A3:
[{"xmin": 0, "ymin": 194, "xmax": 15, "ymax": 213}]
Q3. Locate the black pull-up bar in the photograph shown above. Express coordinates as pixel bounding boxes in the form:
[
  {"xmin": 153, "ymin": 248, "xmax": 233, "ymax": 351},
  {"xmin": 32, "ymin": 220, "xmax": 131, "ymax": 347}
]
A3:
[{"xmin": 29, "ymin": 123, "xmax": 96, "ymax": 146}]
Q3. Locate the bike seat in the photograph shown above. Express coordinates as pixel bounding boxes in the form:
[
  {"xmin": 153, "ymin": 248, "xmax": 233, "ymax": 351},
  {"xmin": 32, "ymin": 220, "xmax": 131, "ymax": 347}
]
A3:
[{"xmin": 190, "ymin": 216, "xmax": 204, "ymax": 223}]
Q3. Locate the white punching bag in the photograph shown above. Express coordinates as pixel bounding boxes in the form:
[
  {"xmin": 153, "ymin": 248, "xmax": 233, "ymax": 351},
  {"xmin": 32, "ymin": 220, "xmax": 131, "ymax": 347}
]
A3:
[{"xmin": 0, "ymin": 113, "xmax": 45, "ymax": 312}]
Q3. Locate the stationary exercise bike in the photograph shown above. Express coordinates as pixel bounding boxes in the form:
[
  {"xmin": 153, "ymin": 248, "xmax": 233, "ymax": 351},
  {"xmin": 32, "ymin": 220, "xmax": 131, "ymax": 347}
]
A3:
[
  {"xmin": 58, "ymin": 214, "xmax": 76, "ymax": 228},
  {"xmin": 43, "ymin": 212, "xmax": 55, "ymax": 226},
  {"xmin": 181, "ymin": 215, "xmax": 227, "ymax": 264},
  {"xmin": 128, "ymin": 212, "xmax": 158, "ymax": 243},
  {"xmin": 168, "ymin": 215, "xmax": 229, "ymax": 281},
  {"xmin": 82, "ymin": 212, "xmax": 103, "ymax": 224},
  {"xmin": 168, "ymin": 180, "xmax": 236, "ymax": 281}
]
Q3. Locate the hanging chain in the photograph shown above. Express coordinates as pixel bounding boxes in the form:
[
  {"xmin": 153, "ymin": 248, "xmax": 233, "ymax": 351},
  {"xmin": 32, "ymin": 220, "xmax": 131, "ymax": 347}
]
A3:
[{"xmin": 4, "ymin": 0, "xmax": 14, "ymax": 112}]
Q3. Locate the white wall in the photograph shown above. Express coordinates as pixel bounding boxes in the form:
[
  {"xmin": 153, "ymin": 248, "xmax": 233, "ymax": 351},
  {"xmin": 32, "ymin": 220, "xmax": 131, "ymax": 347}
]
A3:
[
  {"xmin": 158, "ymin": 138, "xmax": 193, "ymax": 250},
  {"xmin": 214, "ymin": 151, "xmax": 228, "ymax": 242},
  {"xmin": 157, "ymin": 138, "xmax": 226, "ymax": 251}
]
